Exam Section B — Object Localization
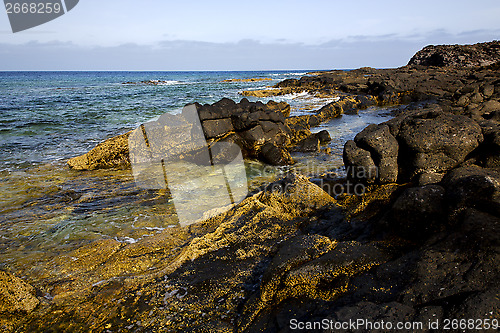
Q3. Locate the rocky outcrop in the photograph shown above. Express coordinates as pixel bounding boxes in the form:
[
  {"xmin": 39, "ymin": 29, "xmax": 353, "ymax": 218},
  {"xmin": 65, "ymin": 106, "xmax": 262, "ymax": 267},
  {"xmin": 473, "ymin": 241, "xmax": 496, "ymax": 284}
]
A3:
[
  {"xmin": 67, "ymin": 131, "xmax": 131, "ymax": 170},
  {"xmin": 344, "ymin": 106, "xmax": 486, "ymax": 184},
  {"xmin": 68, "ymin": 99, "xmax": 295, "ymax": 169},
  {"xmin": 408, "ymin": 40, "xmax": 500, "ymax": 67}
]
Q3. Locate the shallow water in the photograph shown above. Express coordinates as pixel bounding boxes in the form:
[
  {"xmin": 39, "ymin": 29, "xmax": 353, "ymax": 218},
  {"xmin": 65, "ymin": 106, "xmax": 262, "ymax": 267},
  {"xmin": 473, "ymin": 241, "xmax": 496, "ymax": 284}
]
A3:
[{"xmin": 0, "ymin": 71, "xmax": 393, "ymax": 280}]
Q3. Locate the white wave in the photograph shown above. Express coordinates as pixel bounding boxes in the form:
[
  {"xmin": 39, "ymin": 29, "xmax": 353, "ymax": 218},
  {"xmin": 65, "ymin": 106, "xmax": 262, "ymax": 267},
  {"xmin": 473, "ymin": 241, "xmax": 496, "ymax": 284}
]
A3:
[
  {"xmin": 115, "ymin": 236, "xmax": 138, "ymax": 244},
  {"xmin": 277, "ymin": 91, "xmax": 310, "ymax": 100},
  {"xmin": 151, "ymin": 80, "xmax": 183, "ymax": 86},
  {"xmin": 270, "ymin": 72, "xmax": 309, "ymax": 77}
]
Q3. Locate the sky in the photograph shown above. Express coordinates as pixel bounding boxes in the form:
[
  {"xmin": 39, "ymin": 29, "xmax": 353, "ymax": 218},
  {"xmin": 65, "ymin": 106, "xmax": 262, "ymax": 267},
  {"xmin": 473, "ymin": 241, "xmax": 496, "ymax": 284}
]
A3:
[{"xmin": 0, "ymin": 0, "xmax": 499, "ymax": 70}]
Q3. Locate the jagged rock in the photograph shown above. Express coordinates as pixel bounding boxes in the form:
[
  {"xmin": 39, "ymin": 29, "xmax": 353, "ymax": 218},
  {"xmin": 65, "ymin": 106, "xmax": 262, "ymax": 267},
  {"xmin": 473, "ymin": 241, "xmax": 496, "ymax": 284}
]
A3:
[
  {"xmin": 68, "ymin": 98, "xmax": 296, "ymax": 169},
  {"xmin": 408, "ymin": 41, "xmax": 500, "ymax": 67}
]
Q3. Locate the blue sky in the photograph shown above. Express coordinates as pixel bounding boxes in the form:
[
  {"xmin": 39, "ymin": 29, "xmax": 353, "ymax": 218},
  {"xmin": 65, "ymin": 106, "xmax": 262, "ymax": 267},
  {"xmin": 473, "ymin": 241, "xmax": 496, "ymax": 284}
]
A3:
[{"xmin": 0, "ymin": 0, "xmax": 499, "ymax": 70}]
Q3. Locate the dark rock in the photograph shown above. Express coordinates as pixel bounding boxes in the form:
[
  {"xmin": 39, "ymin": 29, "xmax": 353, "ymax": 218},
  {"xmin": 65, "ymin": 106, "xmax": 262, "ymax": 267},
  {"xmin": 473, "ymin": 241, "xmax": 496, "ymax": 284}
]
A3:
[
  {"xmin": 354, "ymin": 124, "xmax": 399, "ymax": 183},
  {"xmin": 259, "ymin": 143, "xmax": 293, "ymax": 166},
  {"xmin": 201, "ymin": 118, "xmax": 234, "ymax": 139},
  {"xmin": 384, "ymin": 185, "xmax": 447, "ymax": 240},
  {"xmin": 396, "ymin": 111, "xmax": 483, "ymax": 179},
  {"xmin": 291, "ymin": 136, "xmax": 320, "ymax": 153},
  {"xmin": 408, "ymin": 41, "xmax": 500, "ymax": 67},
  {"xmin": 259, "ymin": 120, "xmax": 278, "ymax": 133},
  {"xmin": 69, "ymin": 98, "xmax": 296, "ymax": 169},
  {"xmin": 197, "ymin": 98, "xmax": 237, "ymax": 120},
  {"xmin": 442, "ymin": 165, "xmax": 500, "ymax": 218},
  {"xmin": 315, "ymin": 130, "xmax": 331, "ymax": 144},
  {"xmin": 417, "ymin": 172, "xmax": 445, "ymax": 186},
  {"xmin": 240, "ymin": 125, "xmax": 266, "ymax": 148},
  {"xmin": 343, "ymin": 140, "xmax": 377, "ymax": 184}
]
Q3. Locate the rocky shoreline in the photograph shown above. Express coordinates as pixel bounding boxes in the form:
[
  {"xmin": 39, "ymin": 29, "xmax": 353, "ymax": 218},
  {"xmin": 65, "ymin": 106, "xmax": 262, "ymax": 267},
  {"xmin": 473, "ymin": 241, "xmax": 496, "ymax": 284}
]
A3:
[{"xmin": 2, "ymin": 41, "xmax": 500, "ymax": 332}]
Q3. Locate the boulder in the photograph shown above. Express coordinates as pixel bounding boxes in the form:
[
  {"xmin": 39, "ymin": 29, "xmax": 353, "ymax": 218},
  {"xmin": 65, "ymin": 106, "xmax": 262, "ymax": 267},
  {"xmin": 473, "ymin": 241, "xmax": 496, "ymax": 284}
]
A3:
[
  {"xmin": 384, "ymin": 185, "xmax": 447, "ymax": 240},
  {"xmin": 396, "ymin": 112, "xmax": 483, "ymax": 178},
  {"xmin": 315, "ymin": 130, "xmax": 331, "ymax": 144},
  {"xmin": 259, "ymin": 143, "xmax": 293, "ymax": 166},
  {"xmin": 354, "ymin": 124, "xmax": 399, "ymax": 183},
  {"xmin": 290, "ymin": 136, "xmax": 320, "ymax": 153},
  {"xmin": 442, "ymin": 165, "xmax": 500, "ymax": 218}
]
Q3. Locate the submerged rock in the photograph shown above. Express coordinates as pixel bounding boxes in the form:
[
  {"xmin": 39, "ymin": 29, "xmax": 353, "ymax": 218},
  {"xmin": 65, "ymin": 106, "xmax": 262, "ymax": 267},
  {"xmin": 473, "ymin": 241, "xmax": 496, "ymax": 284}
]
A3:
[{"xmin": 0, "ymin": 271, "xmax": 39, "ymax": 314}]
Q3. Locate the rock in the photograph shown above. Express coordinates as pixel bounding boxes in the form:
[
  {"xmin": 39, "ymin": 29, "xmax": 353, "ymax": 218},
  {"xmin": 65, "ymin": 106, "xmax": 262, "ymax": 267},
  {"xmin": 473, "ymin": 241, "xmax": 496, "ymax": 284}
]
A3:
[
  {"xmin": 241, "ymin": 241, "xmax": 389, "ymax": 331},
  {"xmin": 69, "ymin": 98, "xmax": 297, "ymax": 169},
  {"xmin": 290, "ymin": 136, "xmax": 320, "ymax": 153},
  {"xmin": 201, "ymin": 118, "xmax": 234, "ymax": 139},
  {"xmin": 196, "ymin": 98, "xmax": 238, "ymax": 121},
  {"xmin": 408, "ymin": 41, "xmax": 500, "ymax": 67},
  {"xmin": 343, "ymin": 140, "xmax": 377, "ymax": 183},
  {"xmin": 456, "ymin": 95, "xmax": 470, "ymax": 107},
  {"xmin": 315, "ymin": 130, "xmax": 331, "ymax": 143},
  {"xmin": 353, "ymin": 124, "xmax": 399, "ymax": 183},
  {"xmin": 266, "ymin": 100, "xmax": 291, "ymax": 117},
  {"xmin": 67, "ymin": 131, "xmax": 131, "ymax": 170},
  {"xmin": 396, "ymin": 110, "xmax": 483, "ymax": 179},
  {"xmin": 417, "ymin": 172, "xmax": 444, "ymax": 186},
  {"xmin": 384, "ymin": 185, "xmax": 447, "ymax": 240},
  {"xmin": 482, "ymin": 84, "xmax": 495, "ymax": 97},
  {"xmin": 442, "ymin": 165, "xmax": 500, "ymax": 218},
  {"xmin": 470, "ymin": 92, "xmax": 484, "ymax": 104},
  {"xmin": 239, "ymin": 125, "xmax": 266, "ymax": 148},
  {"xmin": 481, "ymin": 100, "xmax": 500, "ymax": 114},
  {"xmin": 259, "ymin": 143, "xmax": 293, "ymax": 166},
  {"xmin": 0, "ymin": 271, "xmax": 39, "ymax": 313}
]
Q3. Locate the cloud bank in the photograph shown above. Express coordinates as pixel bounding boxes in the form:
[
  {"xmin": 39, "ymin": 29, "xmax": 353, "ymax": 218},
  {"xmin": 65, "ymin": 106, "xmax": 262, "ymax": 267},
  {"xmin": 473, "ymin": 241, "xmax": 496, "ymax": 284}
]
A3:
[{"xmin": 1, "ymin": 30, "xmax": 498, "ymax": 70}]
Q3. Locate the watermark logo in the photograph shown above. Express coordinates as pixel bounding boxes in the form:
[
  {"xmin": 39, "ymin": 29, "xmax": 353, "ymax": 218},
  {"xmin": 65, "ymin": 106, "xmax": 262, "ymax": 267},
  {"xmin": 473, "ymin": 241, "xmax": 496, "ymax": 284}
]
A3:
[
  {"xmin": 128, "ymin": 104, "xmax": 248, "ymax": 227},
  {"xmin": 4, "ymin": 0, "xmax": 79, "ymax": 33}
]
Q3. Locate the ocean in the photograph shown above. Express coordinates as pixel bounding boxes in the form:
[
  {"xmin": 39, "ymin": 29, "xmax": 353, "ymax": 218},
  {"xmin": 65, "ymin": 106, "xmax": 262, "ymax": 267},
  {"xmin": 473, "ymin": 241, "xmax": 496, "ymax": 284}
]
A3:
[{"xmin": 0, "ymin": 71, "xmax": 393, "ymax": 277}]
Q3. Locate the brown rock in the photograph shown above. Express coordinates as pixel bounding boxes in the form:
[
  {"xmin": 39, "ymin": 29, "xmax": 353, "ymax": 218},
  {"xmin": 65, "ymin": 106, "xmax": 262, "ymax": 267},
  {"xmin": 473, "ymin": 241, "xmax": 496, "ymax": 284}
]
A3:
[{"xmin": 0, "ymin": 271, "xmax": 39, "ymax": 313}]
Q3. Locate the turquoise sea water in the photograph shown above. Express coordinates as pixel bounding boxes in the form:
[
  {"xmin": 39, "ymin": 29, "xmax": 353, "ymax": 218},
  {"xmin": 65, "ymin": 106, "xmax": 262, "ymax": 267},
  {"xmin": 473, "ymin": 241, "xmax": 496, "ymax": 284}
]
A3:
[{"xmin": 0, "ymin": 71, "xmax": 393, "ymax": 278}]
